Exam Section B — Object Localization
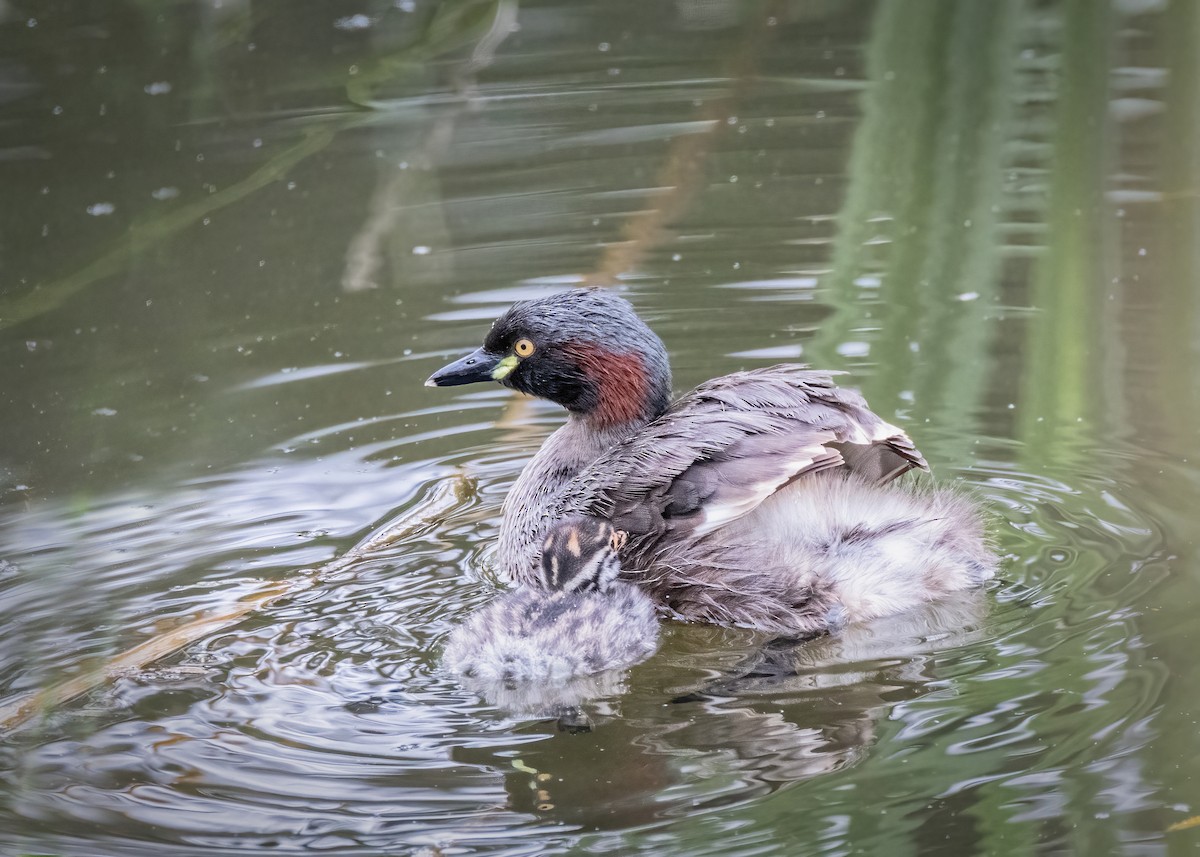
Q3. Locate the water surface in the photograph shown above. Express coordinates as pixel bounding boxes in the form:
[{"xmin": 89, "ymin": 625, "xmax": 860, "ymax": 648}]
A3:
[{"xmin": 2, "ymin": 1, "xmax": 1199, "ymax": 855}]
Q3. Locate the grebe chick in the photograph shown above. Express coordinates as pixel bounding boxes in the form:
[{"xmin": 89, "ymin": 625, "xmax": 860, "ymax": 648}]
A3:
[
  {"xmin": 443, "ymin": 516, "xmax": 660, "ymax": 684},
  {"xmin": 427, "ymin": 288, "xmax": 997, "ymax": 636}
]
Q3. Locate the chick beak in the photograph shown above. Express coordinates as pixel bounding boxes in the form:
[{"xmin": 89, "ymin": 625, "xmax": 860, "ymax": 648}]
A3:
[{"xmin": 425, "ymin": 346, "xmax": 501, "ymax": 387}]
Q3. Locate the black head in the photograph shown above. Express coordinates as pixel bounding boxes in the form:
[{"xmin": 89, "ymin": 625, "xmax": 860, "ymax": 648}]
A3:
[
  {"xmin": 539, "ymin": 516, "xmax": 627, "ymax": 594},
  {"xmin": 425, "ymin": 289, "xmax": 671, "ymax": 427}
]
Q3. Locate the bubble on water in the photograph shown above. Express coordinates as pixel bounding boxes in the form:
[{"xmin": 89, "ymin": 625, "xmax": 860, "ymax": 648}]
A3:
[
  {"xmin": 598, "ymin": 42, "xmax": 610, "ymax": 52},
  {"xmin": 87, "ymin": 202, "xmax": 115, "ymax": 216},
  {"xmin": 144, "ymin": 81, "xmax": 172, "ymax": 95},
  {"xmin": 335, "ymin": 14, "xmax": 373, "ymax": 30},
  {"xmin": 958, "ymin": 291, "xmax": 980, "ymax": 302},
  {"xmin": 152, "ymin": 187, "xmax": 180, "ymax": 201},
  {"xmin": 92, "ymin": 407, "xmax": 118, "ymax": 416},
  {"xmin": 412, "ymin": 246, "xmax": 431, "ymax": 256}
]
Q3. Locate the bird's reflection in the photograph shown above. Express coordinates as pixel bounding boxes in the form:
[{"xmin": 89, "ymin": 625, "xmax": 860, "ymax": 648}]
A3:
[{"xmin": 452, "ymin": 590, "xmax": 992, "ymax": 830}]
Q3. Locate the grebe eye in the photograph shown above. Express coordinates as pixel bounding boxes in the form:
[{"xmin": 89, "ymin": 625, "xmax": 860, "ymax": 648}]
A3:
[{"xmin": 514, "ymin": 338, "xmax": 536, "ymax": 357}]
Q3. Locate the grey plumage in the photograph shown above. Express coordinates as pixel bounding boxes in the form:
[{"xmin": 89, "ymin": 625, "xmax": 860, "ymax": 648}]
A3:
[
  {"xmin": 430, "ymin": 288, "xmax": 998, "ymax": 638},
  {"xmin": 638, "ymin": 474, "xmax": 995, "ymax": 636},
  {"xmin": 442, "ymin": 583, "xmax": 659, "ymax": 683},
  {"xmin": 444, "ymin": 517, "xmax": 660, "ymax": 685}
]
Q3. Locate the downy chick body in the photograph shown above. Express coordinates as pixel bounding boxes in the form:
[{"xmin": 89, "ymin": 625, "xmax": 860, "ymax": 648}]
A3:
[{"xmin": 444, "ymin": 516, "xmax": 660, "ymax": 684}]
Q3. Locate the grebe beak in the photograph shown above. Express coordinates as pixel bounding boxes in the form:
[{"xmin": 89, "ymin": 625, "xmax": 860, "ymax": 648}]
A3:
[{"xmin": 426, "ymin": 346, "xmax": 501, "ymax": 387}]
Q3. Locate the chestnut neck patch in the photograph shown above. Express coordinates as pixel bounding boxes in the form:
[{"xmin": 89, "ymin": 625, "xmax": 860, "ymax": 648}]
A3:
[{"xmin": 561, "ymin": 341, "xmax": 665, "ymax": 429}]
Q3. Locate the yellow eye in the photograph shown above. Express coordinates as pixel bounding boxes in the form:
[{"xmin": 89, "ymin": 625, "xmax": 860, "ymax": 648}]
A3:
[{"xmin": 514, "ymin": 338, "xmax": 536, "ymax": 357}]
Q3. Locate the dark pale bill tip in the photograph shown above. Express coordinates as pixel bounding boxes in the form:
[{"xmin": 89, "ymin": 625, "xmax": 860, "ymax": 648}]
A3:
[{"xmin": 425, "ymin": 346, "xmax": 499, "ymax": 388}]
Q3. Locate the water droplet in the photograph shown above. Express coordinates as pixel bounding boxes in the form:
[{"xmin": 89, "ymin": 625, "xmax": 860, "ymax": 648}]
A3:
[{"xmin": 837, "ymin": 341, "xmax": 870, "ymax": 358}]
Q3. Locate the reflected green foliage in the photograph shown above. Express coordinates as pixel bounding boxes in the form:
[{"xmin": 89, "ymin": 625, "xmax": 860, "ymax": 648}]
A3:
[
  {"xmin": 1018, "ymin": 0, "xmax": 1114, "ymax": 461},
  {"xmin": 821, "ymin": 0, "xmax": 1020, "ymax": 464}
]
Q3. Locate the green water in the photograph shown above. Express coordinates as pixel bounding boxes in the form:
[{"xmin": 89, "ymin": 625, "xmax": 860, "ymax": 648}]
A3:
[{"xmin": 1, "ymin": 1, "xmax": 1198, "ymax": 854}]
